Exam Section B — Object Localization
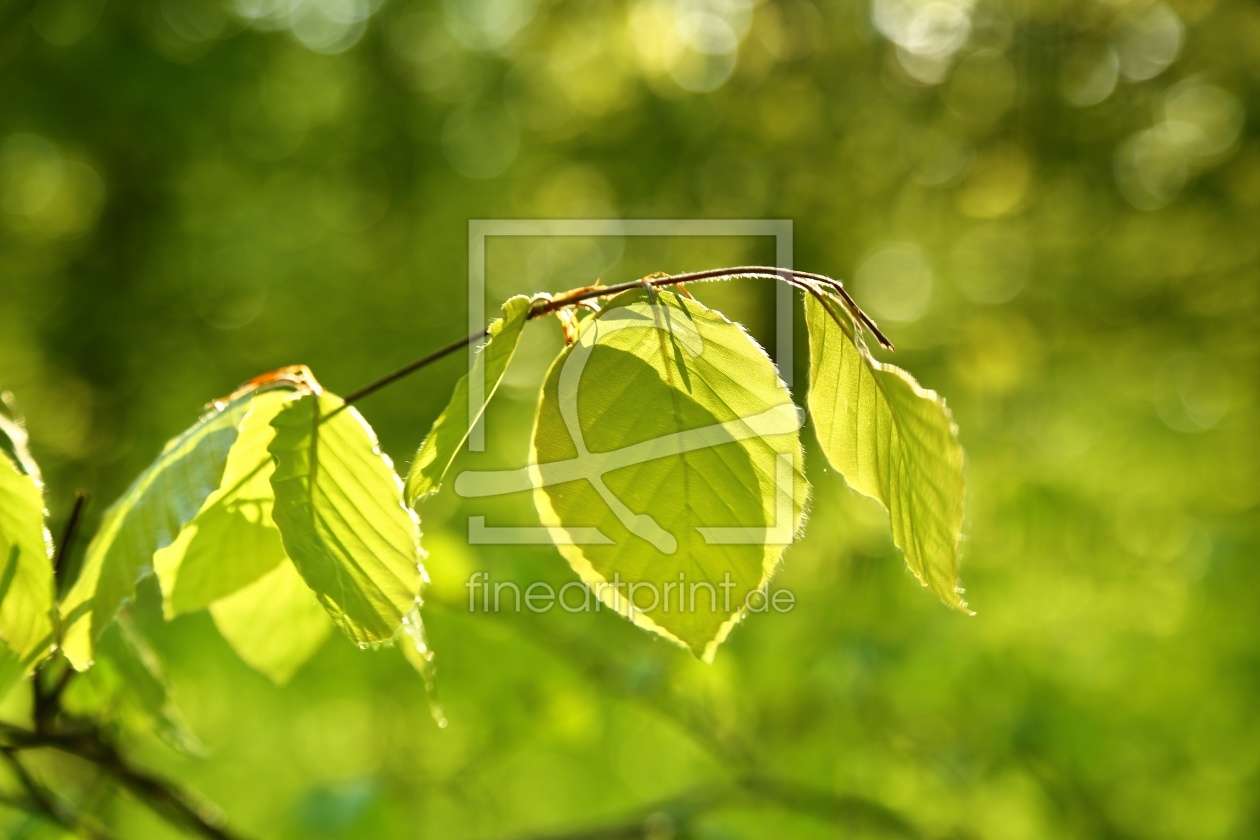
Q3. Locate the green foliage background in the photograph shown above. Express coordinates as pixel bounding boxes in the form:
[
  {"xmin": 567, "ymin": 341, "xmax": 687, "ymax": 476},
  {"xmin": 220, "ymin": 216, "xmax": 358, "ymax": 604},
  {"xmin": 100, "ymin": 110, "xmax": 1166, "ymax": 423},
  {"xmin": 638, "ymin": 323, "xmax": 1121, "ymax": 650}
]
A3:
[{"xmin": 2, "ymin": 0, "xmax": 1258, "ymax": 836}]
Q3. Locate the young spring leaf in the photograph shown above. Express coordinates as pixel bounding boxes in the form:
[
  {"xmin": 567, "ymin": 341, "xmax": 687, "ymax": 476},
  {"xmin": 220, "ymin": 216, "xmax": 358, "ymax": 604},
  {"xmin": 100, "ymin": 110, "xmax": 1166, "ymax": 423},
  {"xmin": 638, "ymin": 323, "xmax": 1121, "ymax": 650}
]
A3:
[
  {"xmin": 804, "ymin": 292, "xmax": 968, "ymax": 610},
  {"xmin": 404, "ymin": 295, "xmax": 530, "ymax": 506},
  {"xmin": 268, "ymin": 392, "xmax": 425, "ymax": 647},
  {"xmin": 154, "ymin": 391, "xmax": 298, "ymax": 618},
  {"xmin": 0, "ymin": 396, "xmax": 45, "ymax": 485},
  {"xmin": 210, "ymin": 559, "xmax": 333, "ymax": 684},
  {"xmin": 0, "ymin": 444, "xmax": 56, "ymax": 677},
  {"xmin": 157, "ymin": 389, "xmax": 334, "ymax": 681},
  {"xmin": 524, "ymin": 289, "xmax": 807, "ymax": 660},
  {"xmin": 60, "ymin": 394, "xmax": 257, "ymax": 670}
]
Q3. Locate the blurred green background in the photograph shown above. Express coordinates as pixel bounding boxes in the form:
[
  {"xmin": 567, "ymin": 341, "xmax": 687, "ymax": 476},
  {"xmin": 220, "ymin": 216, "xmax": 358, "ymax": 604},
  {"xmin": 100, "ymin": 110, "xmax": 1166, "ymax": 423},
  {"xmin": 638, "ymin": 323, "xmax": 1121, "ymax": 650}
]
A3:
[{"xmin": 2, "ymin": 0, "xmax": 1258, "ymax": 836}]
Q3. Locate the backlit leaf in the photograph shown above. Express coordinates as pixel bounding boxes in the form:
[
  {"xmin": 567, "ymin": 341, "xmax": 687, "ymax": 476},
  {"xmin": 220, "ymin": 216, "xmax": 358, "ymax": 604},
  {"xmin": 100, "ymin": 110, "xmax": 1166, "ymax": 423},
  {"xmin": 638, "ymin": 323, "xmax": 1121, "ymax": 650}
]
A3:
[
  {"xmin": 60, "ymin": 394, "xmax": 256, "ymax": 670},
  {"xmin": 404, "ymin": 295, "xmax": 530, "ymax": 505},
  {"xmin": 805, "ymin": 292, "xmax": 968, "ymax": 611},
  {"xmin": 511, "ymin": 289, "xmax": 806, "ymax": 659},
  {"xmin": 269, "ymin": 392, "xmax": 425, "ymax": 646},
  {"xmin": 0, "ymin": 445, "xmax": 55, "ymax": 677},
  {"xmin": 0, "ymin": 395, "xmax": 45, "ymax": 485},
  {"xmin": 154, "ymin": 391, "xmax": 298, "ymax": 618},
  {"xmin": 210, "ymin": 559, "xmax": 333, "ymax": 684}
]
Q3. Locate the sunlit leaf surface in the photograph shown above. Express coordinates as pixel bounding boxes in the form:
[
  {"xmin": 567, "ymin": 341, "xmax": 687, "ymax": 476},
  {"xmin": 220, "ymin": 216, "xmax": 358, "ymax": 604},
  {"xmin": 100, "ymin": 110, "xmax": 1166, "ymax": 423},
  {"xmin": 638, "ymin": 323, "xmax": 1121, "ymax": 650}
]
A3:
[
  {"xmin": 405, "ymin": 295, "xmax": 531, "ymax": 506},
  {"xmin": 805, "ymin": 292, "xmax": 968, "ymax": 610},
  {"xmin": 155, "ymin": 390, "xmax": 298, "ymax": 617},
  {"xmin": 269, "ymin": 392, "xmax": 425, "ymax": 646},
  {"xmin": 526, "ymin": 289, "xmax": 807, "ymax": 659},
  {"xmin": 61, "ymin": 394, "xmax": 256, "ymax": 670},
  {"xmin": 0, "ymin": 448, "xmax": 55, "ymax": 678},
  {"xmin": 210, "ymin": 558, "xmax": 333, "ymax": 684}
]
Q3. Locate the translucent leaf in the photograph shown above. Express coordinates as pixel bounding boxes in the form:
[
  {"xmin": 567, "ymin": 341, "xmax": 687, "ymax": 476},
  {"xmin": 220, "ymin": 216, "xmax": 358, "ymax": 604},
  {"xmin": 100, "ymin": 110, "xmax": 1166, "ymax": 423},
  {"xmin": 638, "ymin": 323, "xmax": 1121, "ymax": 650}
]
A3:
[
  {"xmin": 268, "ymin": 392, "xmax": 425, "ymax": 646},
  {"xmin": 522, "ymin": 289, "xmax": 807, "ymax": 660},
  {"xmin": 404, "ymin": 295, "xmax": 531, "ymax": 506},
  {"xmin": 0, "ymin": 394, "xmax": 45, "ymax": 486},
  {"xmin": 59, "ymin": 394, "xmax": 256, "ymax": 670},
  {"xmin": 804, "ymin": 292, "xmax": 969, "ymax": 611},
  {"xmin": 0, "ymin": 442, "xmax": 56, "ymax": 674},
  {"xmin": 154, "ymin": 391, "xmax": 298, "ymax": 618},
  {"xmin": 210, "ymin": 559, "xmax": 333, "ymax": 684},
  {"xmin": 156, "ymin": 388, "xmax": 334, "ymax": 682}
]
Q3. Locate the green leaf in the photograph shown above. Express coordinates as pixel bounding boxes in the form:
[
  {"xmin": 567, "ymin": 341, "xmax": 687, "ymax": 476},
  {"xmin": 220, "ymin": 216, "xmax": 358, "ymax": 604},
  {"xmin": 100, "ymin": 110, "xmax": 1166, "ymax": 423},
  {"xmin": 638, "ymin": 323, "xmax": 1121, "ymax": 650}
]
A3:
[
  {"xmin": 0, "ymin": 394, "xmax": 45, "ymax": 486},
  {"xmin": 92, "ymin": 616, "xmax": 201, "ymax": 754},
  {"xmin": 154, "ymin": 391, "xmax": 298, "ymax": 618},
  {"xmin": 404, "ymin": 295, "xmax": 531, "ymax": 506},
  {"xmin": 269, "ymin": 392, "xmax": 425, "ymax": 646},
  {"xmin": 156, "ymin": 388, "xmax": 335, "ymax": 682},
  {"xmin": 521, "ymin": 289, "xmax": 807, "ymax": 660},
  {"xmin": 60, "ymin": 394, "xmax": 257, "ymax": 670},
  {"xmin": 804, "ymin": 292, "xmax": 969, "ymax": 611},
  {"xmin": 210, "ymin": 558, "xmax": 333, "ymax": 684},
  {"xmin": 0, "ymin": 441, "xmax": 56, "ymax": 675}
]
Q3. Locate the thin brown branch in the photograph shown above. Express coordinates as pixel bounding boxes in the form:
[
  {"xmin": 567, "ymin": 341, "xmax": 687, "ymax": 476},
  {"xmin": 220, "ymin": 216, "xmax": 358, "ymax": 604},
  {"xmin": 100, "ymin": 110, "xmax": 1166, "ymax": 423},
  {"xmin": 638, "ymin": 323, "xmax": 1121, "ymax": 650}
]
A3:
[
  {"xmin": 341, "ymin": 327, "xmax": 490, "ymax": 407},
  {"xmin": 8, "ymin": 265, "xmax": 894, "ymax": 840},
  {"xmin": 532, "ymin": 266, "xmax": 893, "ymax": 349},
  {"xmin": 338, "ymin": 266, "xmax": 891, "ymax": 409}
]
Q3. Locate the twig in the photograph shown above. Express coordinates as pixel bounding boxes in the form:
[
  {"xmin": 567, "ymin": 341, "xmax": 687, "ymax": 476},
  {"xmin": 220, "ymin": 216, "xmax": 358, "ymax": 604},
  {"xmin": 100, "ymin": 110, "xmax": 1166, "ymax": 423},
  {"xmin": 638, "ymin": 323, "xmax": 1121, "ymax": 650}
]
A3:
[
  {"xmin": 530, "ymin": 267, "xmax": 892, "ymax": 347},
  {"xmin": 4, "ymin": 265, "xmax": 893, "ymax": 840},
  {"xmin": 336, "ymin": 266, "xmax": 891, "ymax": 411},
  {"xmin": 52, "ymin": 490, "xmax": 89, "ymax": 584},
  {"xmin": 341, "ymin": 328, "xmax": 490, "ymax": 407},
  {"xmin": 0, "ymin": 723, "xmax": 247, "ymax": 840}
]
